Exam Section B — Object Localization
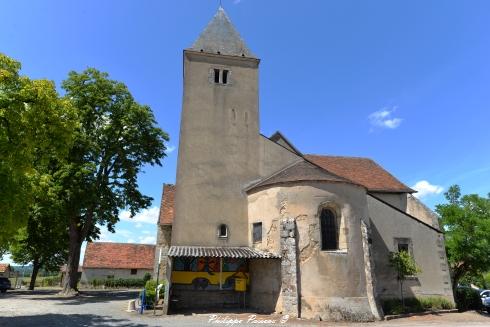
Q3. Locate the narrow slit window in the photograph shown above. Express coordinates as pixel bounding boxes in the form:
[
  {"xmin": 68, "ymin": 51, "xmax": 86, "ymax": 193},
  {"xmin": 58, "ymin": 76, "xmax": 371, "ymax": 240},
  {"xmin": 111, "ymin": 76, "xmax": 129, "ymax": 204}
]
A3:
[
  {"xmin": 218, "ymin": 224, "xmax": 228, "ymax": 238},
  {"xmin": 222, "ymin": 70, "xmax": 229, "ymax": 84},
  {"xmin": 253, "ymin": 222, "xmax": 262, "ymax": 243},
  {"xmin": 214, "ymin": 69, "xmax": 220, "ymax": 83},
  {"xmin": 320, "ymin": 208, "xmax": 338, "ymax": 250}
]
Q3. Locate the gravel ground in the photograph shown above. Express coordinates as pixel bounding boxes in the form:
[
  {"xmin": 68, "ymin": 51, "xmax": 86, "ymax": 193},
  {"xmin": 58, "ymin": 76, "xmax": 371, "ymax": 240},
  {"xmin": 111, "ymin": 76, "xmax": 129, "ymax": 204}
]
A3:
[{"xmin": 0, "ymin": 289, "xmax": 489, "ymax": 327}]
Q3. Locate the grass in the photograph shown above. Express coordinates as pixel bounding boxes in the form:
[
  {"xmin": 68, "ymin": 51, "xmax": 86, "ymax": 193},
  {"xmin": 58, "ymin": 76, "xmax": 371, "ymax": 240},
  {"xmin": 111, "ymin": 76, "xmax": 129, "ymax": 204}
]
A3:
[
  {"xmin": 8, "ymin": 275, "xmax": 61, "ymax": 288},
  {"xmin": 382, "ymin": 297, "xmax": 455, "ymax": 315}
]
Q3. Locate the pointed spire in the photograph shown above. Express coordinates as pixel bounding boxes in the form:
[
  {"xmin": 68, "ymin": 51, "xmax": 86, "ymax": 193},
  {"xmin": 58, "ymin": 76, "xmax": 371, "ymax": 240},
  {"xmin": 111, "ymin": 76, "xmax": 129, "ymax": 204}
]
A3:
[{"xmin": 190, "ymin": 6, "xmax": 255, "ymax": 58}]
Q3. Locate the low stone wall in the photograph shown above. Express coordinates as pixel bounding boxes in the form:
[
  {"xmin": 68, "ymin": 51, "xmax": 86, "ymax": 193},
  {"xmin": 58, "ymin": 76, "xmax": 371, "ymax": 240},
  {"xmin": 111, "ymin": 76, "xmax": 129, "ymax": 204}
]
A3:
[{"xmin": 170, "ymin": 287, "xmax": 247, "ymax": 311}]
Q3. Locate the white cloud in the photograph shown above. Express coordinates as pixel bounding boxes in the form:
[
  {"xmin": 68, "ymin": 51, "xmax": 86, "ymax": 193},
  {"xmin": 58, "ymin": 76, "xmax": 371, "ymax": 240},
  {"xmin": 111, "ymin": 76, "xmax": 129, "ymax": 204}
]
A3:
[
  {"xmin": 138, "ymin": 236, "xmax": 156, "ymax": 244},
  {"xmin": 166, "ymin": 145, "xmax": 176, "ymax": 154},
  {"xmin": 98, "ymin": 228, "xmax": 116, "ymax": 242},
  {"xmin": 1, "ymin": 253, "xmax": 15, "ymax": 265},
  {"xmin": 120, "ymin": 206, "xmax": 159, "ymax": 225},
  {"xmin": 127, "ymin": 239, "xmax": 136, "ymax": 243},
  {"xmin": 135, "ymin": 223, "xmax": 143, "ymax": 228},
  {"xmin": 368, "ymin": 107, "xmax": 402, "ymax": 130},
  {"xmin": 411, "ymin": 180, "xmax": 444, "ymax": 198}
]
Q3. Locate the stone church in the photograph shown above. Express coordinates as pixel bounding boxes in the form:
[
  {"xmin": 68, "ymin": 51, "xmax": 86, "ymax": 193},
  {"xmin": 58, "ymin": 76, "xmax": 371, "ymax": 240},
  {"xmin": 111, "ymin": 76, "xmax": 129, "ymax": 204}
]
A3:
[{"xmin": 155, "ymin": 7, "xmax": 453, "ymax": 320}]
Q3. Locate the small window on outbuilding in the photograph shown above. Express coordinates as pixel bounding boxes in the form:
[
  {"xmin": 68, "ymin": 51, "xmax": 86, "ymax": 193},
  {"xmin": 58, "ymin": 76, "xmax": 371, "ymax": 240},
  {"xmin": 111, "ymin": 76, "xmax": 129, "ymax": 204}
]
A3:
[
  {"xmin": 130, "ymin": 269, "xmax": 137, "ymax": 275},
  {"xmin": 252, "ymin": 222, "xmax": 262, "ymax": 243},
  {"xmin": 320, "ymin": 208, "xmax": 338, "ymax": 250},
  {"xmin": 394, "ymin": 237, "xmax": 413, "ymax": 257},
  {"xmin": 218, "ymin": 224, "xmax": 228, "ymax": 238},
  {"xmin": 398, "ymin": 243, "xmax": 409, "ymax": 253}
]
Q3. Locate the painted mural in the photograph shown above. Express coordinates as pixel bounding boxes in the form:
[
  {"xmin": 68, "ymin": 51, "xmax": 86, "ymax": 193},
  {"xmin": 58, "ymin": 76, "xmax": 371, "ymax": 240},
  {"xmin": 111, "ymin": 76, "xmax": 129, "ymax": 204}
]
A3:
[{"xmin": 172, "ymin": 257, "xmax": 249, "ymax": 290}]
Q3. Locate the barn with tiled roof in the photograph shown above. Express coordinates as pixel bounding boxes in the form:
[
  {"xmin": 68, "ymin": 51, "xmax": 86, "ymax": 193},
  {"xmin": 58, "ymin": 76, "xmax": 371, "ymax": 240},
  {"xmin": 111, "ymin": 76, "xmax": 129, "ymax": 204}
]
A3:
[{"xmin": 80, "ymin": 242, "xmax": 155, "ymax": 283}]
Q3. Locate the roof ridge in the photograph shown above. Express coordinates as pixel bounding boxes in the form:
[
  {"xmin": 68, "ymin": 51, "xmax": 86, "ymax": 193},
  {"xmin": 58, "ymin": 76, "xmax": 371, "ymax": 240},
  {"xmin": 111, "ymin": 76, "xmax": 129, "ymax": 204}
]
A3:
[
  {"xmin": 306, "ymin": 154, "xmax": 373, "ymax": 160},
  {"xmin": 368, "ymin": 193, "xmax": 442, "ymax": 233},
  {"xmin": 89, "ymin": 242, "xmax": 155, "ymax": 246}
]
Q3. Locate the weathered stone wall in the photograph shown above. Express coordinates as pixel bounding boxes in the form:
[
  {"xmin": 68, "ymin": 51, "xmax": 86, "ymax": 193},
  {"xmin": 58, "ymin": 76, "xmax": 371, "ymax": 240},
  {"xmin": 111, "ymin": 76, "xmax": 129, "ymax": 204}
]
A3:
[
  {"xmin": 249, "ymin": 259, "xmax": 282, "ymax": 313},
  {"xmin": 370, "ymin": 192, "xmax": 407, "ymax": 212},
  {"xmin": 170, "ymin": 288, "xmax": 247, "ymax": 311},
  {"xmin": 406, "ymin": 194, "xmax": 440, "ymax": 228},
  {"xmin": 371, "ymin": 192, "xmax": 440, "ymax": 228},
  {"xmin": 258, "ymin": 136, "xmax": 302, "ymax": 178},
  {"xmin": 280, "ymin": 217, "xmax": 299, "ymax": 317},
  {"xmin": 248, "ymin": 182, "xmax": 378, "ymax": 321},
  {"xmin": 367, "ymin": 195, "xmax": 454, "ymax": 303},
  {"xmin": 154, "ymin": 224, "xmax": 172, "ymax": 280}
]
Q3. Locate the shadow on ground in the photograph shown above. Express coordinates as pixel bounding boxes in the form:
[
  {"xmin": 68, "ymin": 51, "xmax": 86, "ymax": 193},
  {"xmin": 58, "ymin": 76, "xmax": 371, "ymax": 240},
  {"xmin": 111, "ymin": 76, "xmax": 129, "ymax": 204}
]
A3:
[
  {"xmin": 1, "ymin": 289, "xmax": 139, "ymax": 305},
  {"xmin": 0, "ymin": 314, "xmax": 151, "ymax": 327}
]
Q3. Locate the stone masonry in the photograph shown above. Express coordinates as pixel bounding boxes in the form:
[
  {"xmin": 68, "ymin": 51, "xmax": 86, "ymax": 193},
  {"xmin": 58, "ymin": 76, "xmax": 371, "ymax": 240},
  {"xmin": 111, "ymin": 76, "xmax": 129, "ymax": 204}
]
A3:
[{"xmin": 280, "ymin": 217, "xmax": 299, "ymax": 318}]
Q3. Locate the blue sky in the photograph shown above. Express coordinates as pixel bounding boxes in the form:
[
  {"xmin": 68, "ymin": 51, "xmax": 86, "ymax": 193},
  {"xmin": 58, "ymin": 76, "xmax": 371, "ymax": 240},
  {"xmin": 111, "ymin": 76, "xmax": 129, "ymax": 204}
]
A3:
[{"xmin": 2, "ymin": 1, "xmax": 489, "ymax": 264}]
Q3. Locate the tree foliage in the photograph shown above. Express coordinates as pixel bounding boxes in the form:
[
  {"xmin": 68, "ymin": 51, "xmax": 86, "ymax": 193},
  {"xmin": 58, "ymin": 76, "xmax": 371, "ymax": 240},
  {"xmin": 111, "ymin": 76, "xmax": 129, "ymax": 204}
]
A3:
[
  {"xmin": 389, "ymin": 250, "xmax": 421, "ymax": 311},
  {"xmin": 435, "ymin": 185, "xmax": 490, "ymax": 290},
  {"xmin": 389, "ymin": 250, "xmax": 421, "ymax": 281},
  {"xmin": 0, "ymin": 53, "xmax": 76, "ymax": 247},
  {"xmin": 58, "ymin": 68, "xmax": 168, "ymax": 294},
  {"xmin": 9, "ymin": 172, "xmax": 69, "ymax": 290}
]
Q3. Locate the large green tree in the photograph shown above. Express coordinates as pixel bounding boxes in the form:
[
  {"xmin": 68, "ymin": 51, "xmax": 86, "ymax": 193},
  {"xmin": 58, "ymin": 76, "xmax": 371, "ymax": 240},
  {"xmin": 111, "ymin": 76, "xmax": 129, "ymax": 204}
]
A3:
[
  {"xmin": 59, "ymin": 69, "xmax": 168, "ymax": 295},
  {"xmin": 0, "ymin": 53, "xmax": 76, "ymax": 247},
  {"xmin": 436, "ymin": 185, "xmax": 490, "ymax": 290},
  {"xmin": 10, "ymin": 158, "xmax": 69, "ymax": 290}
]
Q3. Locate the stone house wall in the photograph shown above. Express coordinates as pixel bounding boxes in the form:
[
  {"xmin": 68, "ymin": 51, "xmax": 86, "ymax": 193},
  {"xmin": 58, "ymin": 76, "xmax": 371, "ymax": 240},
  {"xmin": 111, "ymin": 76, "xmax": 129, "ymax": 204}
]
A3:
[
  {"xmin": 81, "ymin": 268, "xmax": 153, "ymax": 283},
  {"xmin": 155, "ymin": 224, "xmax": 172, "ymax": 281}
]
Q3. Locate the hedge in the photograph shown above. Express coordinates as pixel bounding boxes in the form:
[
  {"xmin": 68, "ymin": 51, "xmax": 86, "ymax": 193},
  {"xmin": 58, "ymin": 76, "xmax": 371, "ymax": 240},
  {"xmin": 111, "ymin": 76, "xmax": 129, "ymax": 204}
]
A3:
[
  {"xmin": 89, "ymin": 278, "xmax": 146, "ymax": 289},
  {"xmin": 382, "ymin": 297, "xmax": 455, "ymax": 315},
  {"xmin": 454, "ymin": 287, "xmax": 482, "ymax": 311}
]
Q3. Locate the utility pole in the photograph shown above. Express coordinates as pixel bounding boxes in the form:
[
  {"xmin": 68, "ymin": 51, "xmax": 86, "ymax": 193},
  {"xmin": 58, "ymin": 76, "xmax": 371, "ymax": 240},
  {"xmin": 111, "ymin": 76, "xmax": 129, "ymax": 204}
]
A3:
[{"xmin": 153, "ymin": 247, "xmax": 162, "ymax": 315}]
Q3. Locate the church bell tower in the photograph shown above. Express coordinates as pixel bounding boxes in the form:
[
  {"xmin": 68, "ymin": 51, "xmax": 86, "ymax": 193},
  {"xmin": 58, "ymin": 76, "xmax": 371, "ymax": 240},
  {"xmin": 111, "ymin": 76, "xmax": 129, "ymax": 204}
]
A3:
[{"xmin": 172, "ymin": 7, "xmax": 260, "ymax": 246}]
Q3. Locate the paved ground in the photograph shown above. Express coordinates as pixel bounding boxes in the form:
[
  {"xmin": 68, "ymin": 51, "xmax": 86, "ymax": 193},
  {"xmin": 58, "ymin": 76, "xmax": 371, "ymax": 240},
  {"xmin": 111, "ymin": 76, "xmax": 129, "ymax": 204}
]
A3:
[{"xmin": 0, "ymin": 289, "xmax": 489, "ymax": 326}]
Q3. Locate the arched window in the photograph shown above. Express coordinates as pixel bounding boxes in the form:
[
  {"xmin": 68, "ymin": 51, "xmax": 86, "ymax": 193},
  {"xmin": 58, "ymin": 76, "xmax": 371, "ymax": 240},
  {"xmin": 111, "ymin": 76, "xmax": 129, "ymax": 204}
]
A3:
[
  {"xmin": 320, "ymin": 208, "xmax": 338, "ymax": 250},
  {"xmin": 218, "ymin": 224, "xmax": 228, "ymax": 238}
]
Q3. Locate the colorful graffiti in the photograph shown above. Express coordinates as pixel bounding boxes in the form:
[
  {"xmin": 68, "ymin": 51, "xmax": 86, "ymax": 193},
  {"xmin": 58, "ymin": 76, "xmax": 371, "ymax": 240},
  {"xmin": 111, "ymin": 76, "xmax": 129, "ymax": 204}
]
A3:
[{"xmin": 171, "ymin": 257, "xmax": 249, "ymax": 290}]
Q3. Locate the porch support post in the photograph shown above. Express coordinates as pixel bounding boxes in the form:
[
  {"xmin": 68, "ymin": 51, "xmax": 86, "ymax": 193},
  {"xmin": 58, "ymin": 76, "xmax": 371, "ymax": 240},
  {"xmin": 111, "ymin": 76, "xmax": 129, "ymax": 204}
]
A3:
[{"xmin": 162, "ymin": 256, "xmax": 173, "ymax": 315}]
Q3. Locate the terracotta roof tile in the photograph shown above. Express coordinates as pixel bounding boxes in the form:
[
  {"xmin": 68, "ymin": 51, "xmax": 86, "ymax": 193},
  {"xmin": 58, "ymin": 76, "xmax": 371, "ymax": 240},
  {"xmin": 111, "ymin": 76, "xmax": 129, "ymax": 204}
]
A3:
[
  {"xmin": 0, "ymin": 263, "xmax": 10, "ymax": 273},
  {"xmin": 82, "ymin": 242, "xmax": 155, "ymax": 269},
  {"xmin": 159, "ymin": 184, "xmax": 175, "ymax": 225},
  {"xmin": 305, "ymin": 155, "xmax": 414, "ymax": 193},
  {"xmin": 247, "ymin": 160, "xmax": 355, "ymax": 192}
]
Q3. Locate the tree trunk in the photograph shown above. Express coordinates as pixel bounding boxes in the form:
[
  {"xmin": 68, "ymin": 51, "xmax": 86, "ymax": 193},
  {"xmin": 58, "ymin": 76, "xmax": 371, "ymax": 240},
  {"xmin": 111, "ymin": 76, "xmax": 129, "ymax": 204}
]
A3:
[
  {"xmin": 451, "ymin": 265, "xmax": 464, "ymax": 292},
  {"xmin": 60, "ymin": 217, "xmax": 82, "ymax": 296},
  {"xmin": 29, "ymin": 258, "xmax": 40, "ymax": 290},
  {"xmin": 400, "ymin": 279, "xmax": 405, "ymax": 312}
]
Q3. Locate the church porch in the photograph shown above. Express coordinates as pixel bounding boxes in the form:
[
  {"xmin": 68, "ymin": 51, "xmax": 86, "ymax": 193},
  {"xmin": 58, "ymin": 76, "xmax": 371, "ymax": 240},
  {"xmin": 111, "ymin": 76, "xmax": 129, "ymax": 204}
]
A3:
[{"xmin": 166, "ymin": 246, "xmax": 280, "ymax": 313}]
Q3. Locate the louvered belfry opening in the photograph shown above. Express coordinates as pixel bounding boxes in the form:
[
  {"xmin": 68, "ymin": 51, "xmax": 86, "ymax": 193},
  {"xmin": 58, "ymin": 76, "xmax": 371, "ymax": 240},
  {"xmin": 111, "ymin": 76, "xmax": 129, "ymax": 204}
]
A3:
[{"xmin": 320, "ymin": 208, "xmax": 338, "ymax": 250}]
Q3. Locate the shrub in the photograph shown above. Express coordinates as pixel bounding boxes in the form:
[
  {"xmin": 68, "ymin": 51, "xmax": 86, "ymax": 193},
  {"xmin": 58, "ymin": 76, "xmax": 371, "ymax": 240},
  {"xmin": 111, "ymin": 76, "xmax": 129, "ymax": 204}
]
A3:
[
  {"xmin": 143, "ymin": 272, "xmax": 151, "ymax": 283},
  {"xmin": 140, "ymin": 280, "xmax": 164, "ymax": 308},
  {"xmin": 455, "ymin": 287, "xmax": 482, "ymax": 311},
  {"xmin": 382, "ymin": 297, "xmax": 455, "ymax": 315},
  {"xmin": 89, "ymin": 278, "xmax": 145, "ymax": 289}
]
